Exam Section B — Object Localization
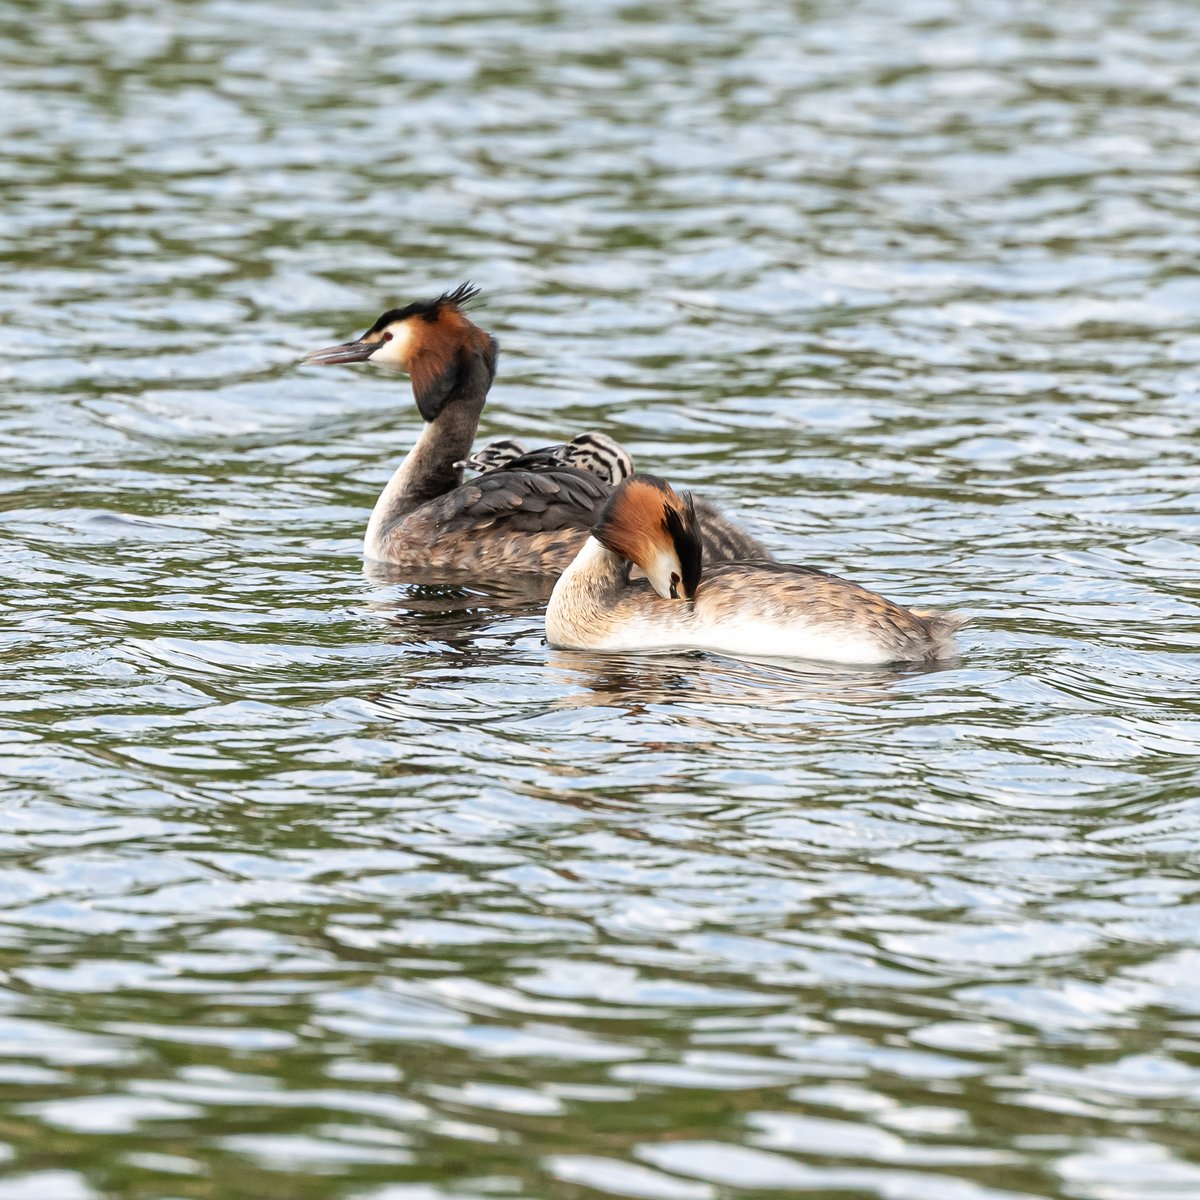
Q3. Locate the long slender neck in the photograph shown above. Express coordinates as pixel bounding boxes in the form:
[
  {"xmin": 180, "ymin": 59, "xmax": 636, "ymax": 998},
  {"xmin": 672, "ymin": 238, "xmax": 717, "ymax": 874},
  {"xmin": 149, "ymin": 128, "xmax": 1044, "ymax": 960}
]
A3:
[
  {"xmin": 363, "ymin": 356, "xmax": 490, "ymax": 560},
  {"xmin": 545, "ymin": 536, "xmax": 629, "ymax": 648}
]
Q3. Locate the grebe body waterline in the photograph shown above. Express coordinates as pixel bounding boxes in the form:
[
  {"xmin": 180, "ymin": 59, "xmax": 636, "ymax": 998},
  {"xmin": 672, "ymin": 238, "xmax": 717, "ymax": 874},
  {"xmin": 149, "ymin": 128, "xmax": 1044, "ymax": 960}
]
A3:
[{"xmin": 546, "ymin": 476, "xmax": 968, "ymax": 666}]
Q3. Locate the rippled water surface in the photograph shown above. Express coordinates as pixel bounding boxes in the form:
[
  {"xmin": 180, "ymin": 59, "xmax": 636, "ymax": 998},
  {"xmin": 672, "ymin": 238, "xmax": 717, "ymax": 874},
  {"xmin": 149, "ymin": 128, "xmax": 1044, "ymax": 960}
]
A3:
[{"xmin": 3, "ymin": 1, "xmax": 1200, "ymax": 1197}]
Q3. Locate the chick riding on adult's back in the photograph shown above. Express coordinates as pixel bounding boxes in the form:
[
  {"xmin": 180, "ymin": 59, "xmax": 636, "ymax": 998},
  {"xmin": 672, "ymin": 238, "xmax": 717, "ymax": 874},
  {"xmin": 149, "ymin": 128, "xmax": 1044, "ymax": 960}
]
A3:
[{"xmin": 302, "ymin": 285, "xmax": 767, "ymax": 579}]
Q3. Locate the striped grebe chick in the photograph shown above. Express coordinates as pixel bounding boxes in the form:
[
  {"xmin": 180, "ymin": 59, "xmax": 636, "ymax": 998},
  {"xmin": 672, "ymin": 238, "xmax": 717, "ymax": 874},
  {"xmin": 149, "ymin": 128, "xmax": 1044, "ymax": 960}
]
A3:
[
  {"xmin": 463, "ymin": 431, "xmax": 768, "ymax": 562},
  {"xmin": 533, "ymin": 431, "xmax": 634, "ymax": 484},
  {"xmin": 456, "ymin": 438, "xmax": 529, "ymax": 475},
  {"xmin": 546, "ymin": 476, "xmax": 968, "ymax": 665},
  {"xmin": 303, "ymin": 290, "xmax": 767, "ymax": 577},
  {"xmin": 462, "ymin": 431, "xmax": 633, "ymax": 485}
]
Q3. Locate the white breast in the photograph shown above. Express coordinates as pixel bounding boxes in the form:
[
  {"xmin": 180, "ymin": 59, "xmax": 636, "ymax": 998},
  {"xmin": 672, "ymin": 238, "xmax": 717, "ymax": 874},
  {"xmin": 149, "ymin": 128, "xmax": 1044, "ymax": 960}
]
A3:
[
  {"xmin": 684, "ymin": 616, "xmax": 896, "ymax": 665},
  {"xmin": 599, "ymin": 613, "xmax": 896, "ymax": 665}
]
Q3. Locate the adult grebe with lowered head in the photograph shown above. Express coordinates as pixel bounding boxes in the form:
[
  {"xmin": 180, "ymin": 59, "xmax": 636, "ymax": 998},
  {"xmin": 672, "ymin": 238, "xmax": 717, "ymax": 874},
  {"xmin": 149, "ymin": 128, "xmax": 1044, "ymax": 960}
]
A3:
[
  {"xmin": 302, "ymin": 288, "xmax": 767, "ymax": 577},
  {"xmin": 546, "ymin": 475, "xmax": 968, "ymax": 665}
]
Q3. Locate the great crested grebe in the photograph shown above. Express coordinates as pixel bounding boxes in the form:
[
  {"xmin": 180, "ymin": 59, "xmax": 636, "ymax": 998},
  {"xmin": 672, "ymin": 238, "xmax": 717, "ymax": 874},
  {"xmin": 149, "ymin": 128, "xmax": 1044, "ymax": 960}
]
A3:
[
  {"xmin": 546, "ymin": 475, "xmax": 968, "ymax": 665},
  {"xmin": 460, "ymin": 431, "xmax": 633, "ymax": 485},
  {"xmin": 302, "ymin": 286, "xmax": 767, "ymax": 575}
]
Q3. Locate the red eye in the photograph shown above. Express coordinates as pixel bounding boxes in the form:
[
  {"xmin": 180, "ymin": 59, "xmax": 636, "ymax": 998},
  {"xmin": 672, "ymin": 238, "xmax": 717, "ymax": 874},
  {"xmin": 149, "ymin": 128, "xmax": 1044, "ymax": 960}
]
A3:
[{"xmin": 382, "ymin": 332, "xmax": 393, "ymax": 342}]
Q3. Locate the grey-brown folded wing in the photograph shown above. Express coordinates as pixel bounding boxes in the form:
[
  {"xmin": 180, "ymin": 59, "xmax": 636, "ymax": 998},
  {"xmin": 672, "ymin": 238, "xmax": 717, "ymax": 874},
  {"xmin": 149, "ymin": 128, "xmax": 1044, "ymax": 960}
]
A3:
[
  {"xmin": 414, "ymin": 466, "xmax": 610, "ymax": 536},
  {"xmin": 701, "ymin": 559, "xmax": 962, "ymax": 650}
]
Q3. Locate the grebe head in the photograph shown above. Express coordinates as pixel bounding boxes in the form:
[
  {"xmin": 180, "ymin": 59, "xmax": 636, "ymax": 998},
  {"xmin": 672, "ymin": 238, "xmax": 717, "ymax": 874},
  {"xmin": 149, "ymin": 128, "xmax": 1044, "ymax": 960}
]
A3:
[
  {"xmin": 455, "ymin": 438, "xmax": 528, "ymax": 474},
  {"xmin": 554, "ymin": 432, "xmax": 634, "ymax": 485},
  {"xmin": 302, "ymin": 282, "xmax": 495, "ymax": 420},
  {"xmin": 593, "ymin": 475, "xmax": 701, "ymax": 601}
]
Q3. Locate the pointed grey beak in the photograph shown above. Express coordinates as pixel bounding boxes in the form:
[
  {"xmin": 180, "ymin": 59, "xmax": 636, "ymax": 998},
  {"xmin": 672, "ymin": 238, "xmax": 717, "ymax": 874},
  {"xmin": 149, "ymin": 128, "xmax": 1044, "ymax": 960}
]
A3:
[{"xmin": 301, "ymin": 338, "xmax": 378, "ymax": 366}]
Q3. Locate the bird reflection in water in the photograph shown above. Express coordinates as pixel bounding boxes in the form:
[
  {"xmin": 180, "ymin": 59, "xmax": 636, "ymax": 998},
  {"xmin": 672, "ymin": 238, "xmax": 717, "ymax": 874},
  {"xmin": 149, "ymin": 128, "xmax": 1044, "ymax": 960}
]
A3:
[
  {"xmin": 542, "ymin": 645, "xmax": 947, "ymax": 718},
  {"xmin": 359, "ymin": 560, "xmax": 959, "ymax": 758},
  {"xmin": 362, "ymin": 561, "xmax": 550, "ymax": 659}
]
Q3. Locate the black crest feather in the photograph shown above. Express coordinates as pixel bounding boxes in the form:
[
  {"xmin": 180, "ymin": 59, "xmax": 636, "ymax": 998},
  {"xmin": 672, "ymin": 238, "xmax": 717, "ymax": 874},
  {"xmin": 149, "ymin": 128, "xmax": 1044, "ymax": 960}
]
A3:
[
  {"xmin": 441, "ymin": 281, "xmax": 482, "ymax": 308},
  {"xmin": 364, "ymin": 282, "xmax": 483, "ymax": 334},
  {"xmin": 665, "ymin": 490, "xmax": 702, "ymax": 600}
]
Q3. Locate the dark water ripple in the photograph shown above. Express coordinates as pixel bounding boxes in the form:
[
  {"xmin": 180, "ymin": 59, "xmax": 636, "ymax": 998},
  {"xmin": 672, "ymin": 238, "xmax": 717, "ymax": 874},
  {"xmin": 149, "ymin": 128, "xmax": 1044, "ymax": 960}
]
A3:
[{"xmin": 2, "ymin": 0, "xmax": 1200, "ymax": 1197}]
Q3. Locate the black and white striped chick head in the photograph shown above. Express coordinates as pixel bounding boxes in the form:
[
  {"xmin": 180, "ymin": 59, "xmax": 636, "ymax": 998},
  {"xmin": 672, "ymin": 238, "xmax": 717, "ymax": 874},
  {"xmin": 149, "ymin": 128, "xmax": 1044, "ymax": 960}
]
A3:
[
  {"xmin": 458, "ymin": 431, "xmax": 635, "ymax": 486},
  {"xmin": 455, "ymin": 438, "xmax": 528, "ymax": 474},
  {"xmin": 552, "ymin": 432, "xmax": 634, "ymax": 486}
]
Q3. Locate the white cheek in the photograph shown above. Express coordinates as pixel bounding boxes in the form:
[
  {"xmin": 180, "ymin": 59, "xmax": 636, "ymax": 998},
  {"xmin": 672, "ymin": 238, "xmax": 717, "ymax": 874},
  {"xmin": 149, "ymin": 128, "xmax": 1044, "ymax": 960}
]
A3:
[
  {"xmin": 645, "ymin": 547, "xmax": 681, "ymax": 599},
  {"xmin": 369, "ymin": 322, "xmax": 415, "ymax": 368}
]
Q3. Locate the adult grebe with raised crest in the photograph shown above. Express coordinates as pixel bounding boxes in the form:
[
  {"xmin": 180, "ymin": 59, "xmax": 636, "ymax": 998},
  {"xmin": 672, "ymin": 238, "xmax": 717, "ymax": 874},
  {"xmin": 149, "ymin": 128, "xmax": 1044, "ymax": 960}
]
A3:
[{"xmin": 302, "ymin": 287, "xmax": 767, "ymax": 576}]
